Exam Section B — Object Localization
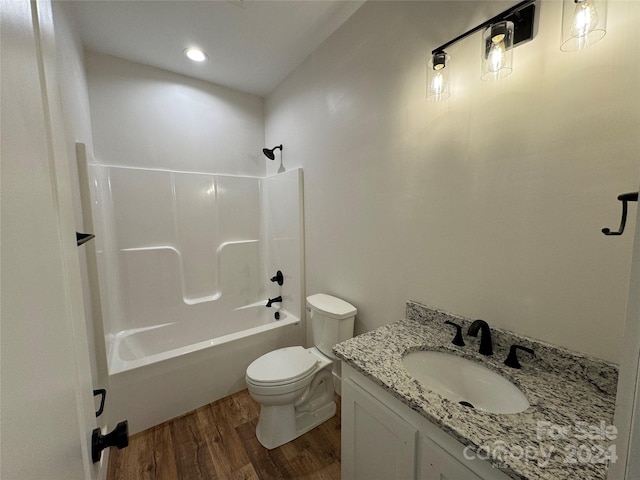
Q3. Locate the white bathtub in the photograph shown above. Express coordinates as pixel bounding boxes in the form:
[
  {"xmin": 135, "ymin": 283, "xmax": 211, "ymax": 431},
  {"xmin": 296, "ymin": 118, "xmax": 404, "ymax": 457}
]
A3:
[
  {"xmin": 106, "ymin": 306, "xmax": 302, "ymax": 434},
  {"xmin": 108, "ymin": 305, "xmax": 298, "ymax": 374}
]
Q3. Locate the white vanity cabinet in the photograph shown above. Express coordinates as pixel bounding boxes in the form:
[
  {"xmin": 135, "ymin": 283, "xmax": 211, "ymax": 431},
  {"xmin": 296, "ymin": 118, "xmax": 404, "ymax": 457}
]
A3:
[
  {"xmin": 342, "ymin": 374, "xmax": 417, "ymax": 479},
  {"xmin": 341, "ymin": 363, "xmax": 513, "ymax": 480}
]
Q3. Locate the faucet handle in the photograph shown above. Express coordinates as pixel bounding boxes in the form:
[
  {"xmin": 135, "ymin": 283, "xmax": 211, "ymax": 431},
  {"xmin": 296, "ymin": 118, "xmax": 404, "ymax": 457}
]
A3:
[
  {"xmin": 504, "ymin": 344, "xmax": 535, "ymax": 369},
  {"xmin": 270, "ymin": 270, "xmax": 284, "ymax": 286},
  {"xmin": 444, "ymin": 320, "xmax": 465, "ymax": 347}
]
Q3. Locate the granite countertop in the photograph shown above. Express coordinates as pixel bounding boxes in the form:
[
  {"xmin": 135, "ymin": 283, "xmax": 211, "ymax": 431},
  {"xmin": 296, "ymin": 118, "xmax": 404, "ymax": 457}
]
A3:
[{"xmin": 333, "ymin": 301, "xmax": 619, "ymax": 480}]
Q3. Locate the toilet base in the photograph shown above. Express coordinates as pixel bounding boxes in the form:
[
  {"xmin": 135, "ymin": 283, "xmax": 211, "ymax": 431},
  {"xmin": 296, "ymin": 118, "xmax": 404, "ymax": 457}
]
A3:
[
  {"xmin": 255, "ymin": 401, "xmax": 336, "ymax": 450},
  {"xmin": 296, "ymin": 400, "xmax": 336, "ymax": 438}
]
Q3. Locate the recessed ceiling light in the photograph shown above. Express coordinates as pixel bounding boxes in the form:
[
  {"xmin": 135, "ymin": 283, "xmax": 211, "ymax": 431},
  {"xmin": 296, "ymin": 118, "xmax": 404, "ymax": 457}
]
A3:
[{"xmin": 184, "ymin": 48, "xmax": 207, "ymax": 62}]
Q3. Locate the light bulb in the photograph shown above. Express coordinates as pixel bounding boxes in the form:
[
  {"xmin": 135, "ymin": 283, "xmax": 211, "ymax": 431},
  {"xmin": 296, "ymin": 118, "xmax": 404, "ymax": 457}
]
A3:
[
  {"xmin": 571, "ymin": 0, "xmax": 599, "ymax": 40},
  {"xmin": 430, "ymin": 71, "xmax": 444, "ymax": 95},
  {"xmin": 488, "ymin": 40, "xmax": 506, "ymax": 73},
  {"xmin": 184, "ymin": 48, "xmax": 207, "ymax": 62}
]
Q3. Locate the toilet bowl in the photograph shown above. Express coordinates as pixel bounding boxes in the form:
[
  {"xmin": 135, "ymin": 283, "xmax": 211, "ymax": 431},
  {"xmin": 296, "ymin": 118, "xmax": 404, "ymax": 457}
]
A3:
[{"xmin": 246, "ymin": 294, "xmax": 357, "ymax": 449}]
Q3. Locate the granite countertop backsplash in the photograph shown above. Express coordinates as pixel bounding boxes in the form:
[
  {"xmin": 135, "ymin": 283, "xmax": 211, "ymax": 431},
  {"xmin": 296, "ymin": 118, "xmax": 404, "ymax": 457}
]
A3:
[{"xmin": 333, "ymin": 301, "xmax": 619, "ymax": 480}]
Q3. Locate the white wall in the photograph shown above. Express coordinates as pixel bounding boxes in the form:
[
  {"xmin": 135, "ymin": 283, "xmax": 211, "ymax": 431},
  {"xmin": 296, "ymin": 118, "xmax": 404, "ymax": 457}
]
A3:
[
  {"xmin": 261, "ymin": 169, "xmax": 305, "ymax": 321},
  {"xmin": 93, "ymin": 165, "xmax": 263, "ymax": 339},
  {"xmin": 265, "ymin": 0, "xmax": 640, "ymax": 363},
  {"xmin": 85, "ymin": 52, "xmax": 265, "ymax": 176}
]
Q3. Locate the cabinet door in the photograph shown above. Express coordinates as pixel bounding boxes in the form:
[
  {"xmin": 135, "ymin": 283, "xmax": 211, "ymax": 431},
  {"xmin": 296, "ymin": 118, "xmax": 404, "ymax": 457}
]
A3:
[
  {"xmin": 342, "ymin": 378, "xmax": 417, "ymax": 480},
  {"xmin": 419, "ymin": 435, "xmax": 483, "ymax": 480}
]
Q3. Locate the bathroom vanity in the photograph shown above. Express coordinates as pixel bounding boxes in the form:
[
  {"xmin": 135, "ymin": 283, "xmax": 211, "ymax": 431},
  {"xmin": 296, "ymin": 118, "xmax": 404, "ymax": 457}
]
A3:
[
  {"xmin": 342, "ymin": 363, "xmax": 513, "ymax": 479},
  {"xmin": 334, "ymin": 301, "xmax": 618, "ymax": 480}
]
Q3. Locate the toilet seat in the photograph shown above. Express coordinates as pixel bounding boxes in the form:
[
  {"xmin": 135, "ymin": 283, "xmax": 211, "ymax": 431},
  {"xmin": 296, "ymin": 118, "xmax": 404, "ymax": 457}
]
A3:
[{"xmin": 246, "ymin": 346, "xmax": 319, "ymax": 387}]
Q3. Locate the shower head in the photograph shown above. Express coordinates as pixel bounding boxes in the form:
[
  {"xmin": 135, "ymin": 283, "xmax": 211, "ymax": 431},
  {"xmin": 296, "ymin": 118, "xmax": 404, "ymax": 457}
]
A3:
[{"xmin": 262, "ymin": 144, "xmax": 282, "ymax": 160}]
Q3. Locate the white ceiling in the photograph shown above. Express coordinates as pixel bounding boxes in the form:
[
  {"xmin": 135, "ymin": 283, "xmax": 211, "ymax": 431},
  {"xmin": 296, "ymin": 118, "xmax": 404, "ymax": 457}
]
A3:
[{"xmin": 66, "ymin": 0, "xmax": 365, "ymax": 97}]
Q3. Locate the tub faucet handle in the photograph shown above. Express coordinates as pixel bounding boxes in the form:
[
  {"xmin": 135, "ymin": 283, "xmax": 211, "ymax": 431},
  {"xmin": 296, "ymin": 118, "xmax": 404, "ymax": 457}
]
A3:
[{"xmin": 270, "ymin": 270, "xmax": 284, "ymax": 286}]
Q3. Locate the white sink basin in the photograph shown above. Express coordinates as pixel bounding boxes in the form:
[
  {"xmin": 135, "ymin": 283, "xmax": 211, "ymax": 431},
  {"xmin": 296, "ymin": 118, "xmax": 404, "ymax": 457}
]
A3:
[{"xmin": 402, "ymin": 351, "xmax": 529, "ymax": 414}]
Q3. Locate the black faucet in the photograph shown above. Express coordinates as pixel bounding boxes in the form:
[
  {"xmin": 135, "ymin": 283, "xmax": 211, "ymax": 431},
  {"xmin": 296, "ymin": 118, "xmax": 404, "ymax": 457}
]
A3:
[
  {"xmin": 504, "ymin": 345, "xmax": 535, "ymax": 369},
  {"xmin": 467, "ymin": 319, "xmax": 493, "ymax": 356},
  {"xmin": 266, "ymin": 296, "xmax": 282, "ymax": 307}
]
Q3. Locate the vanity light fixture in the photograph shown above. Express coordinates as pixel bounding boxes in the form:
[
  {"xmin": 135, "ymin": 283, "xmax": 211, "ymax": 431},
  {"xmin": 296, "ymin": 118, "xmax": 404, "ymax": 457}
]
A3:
[
  {"xmin": 184, "ymin": 47, "xmax": 208, "ymax": 62},
  {"xmin": 560, "ymin": 0, "xmax": 607, "ymax": 51},
  {"xmin": 427, "ymin": 0, "xmax": 537, "ymax": 100}
]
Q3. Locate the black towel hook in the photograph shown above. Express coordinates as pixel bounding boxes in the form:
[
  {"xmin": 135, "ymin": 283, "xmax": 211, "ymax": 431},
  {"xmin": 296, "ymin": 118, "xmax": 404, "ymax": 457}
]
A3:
[{"xmin": 602, "ymin": 192, "xmax": 639, "ymax": 236}]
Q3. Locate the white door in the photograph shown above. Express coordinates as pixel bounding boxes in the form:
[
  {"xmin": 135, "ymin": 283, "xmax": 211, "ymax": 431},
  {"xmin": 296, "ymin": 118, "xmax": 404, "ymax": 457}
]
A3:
[
  {"xmin": 609, "ymin": 189, "xmax": 640, "ymax": 480},
  {"xmin": 1, "ymin": 1, "xmax": 102, "ymax": 478}
]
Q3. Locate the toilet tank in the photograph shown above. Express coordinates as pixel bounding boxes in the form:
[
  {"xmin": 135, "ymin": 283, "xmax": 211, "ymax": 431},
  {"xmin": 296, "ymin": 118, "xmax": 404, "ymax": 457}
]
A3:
[{"xmin": 307, "ymin": 294, "xmax": 357, "ymax": 359}]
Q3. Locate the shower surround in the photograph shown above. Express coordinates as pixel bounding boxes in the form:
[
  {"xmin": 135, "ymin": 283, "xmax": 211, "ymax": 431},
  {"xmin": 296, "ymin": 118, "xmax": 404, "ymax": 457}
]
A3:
[{"xmin": 88, "ymin": 161, "xmax": 304, "ymax": 433}]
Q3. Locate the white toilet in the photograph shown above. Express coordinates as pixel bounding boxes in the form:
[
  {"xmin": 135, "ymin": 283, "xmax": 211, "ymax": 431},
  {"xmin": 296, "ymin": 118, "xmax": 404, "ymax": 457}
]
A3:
[{"xmin": 245, "ymin": 293, "xmax": 357, "ymax": 449}]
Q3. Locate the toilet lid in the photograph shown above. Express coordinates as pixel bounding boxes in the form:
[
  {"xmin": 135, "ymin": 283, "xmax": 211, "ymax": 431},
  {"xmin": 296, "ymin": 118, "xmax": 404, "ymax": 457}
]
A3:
[{"xmin": 246, "ymin": 346, "xmax": 318, "ymax": 385}]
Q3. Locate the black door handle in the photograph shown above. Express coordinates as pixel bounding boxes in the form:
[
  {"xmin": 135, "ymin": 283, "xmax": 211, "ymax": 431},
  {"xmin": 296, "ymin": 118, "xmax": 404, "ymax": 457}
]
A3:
[{"xmin": 92, "ymin": 421, "xmax": 128, "ymax": 463}]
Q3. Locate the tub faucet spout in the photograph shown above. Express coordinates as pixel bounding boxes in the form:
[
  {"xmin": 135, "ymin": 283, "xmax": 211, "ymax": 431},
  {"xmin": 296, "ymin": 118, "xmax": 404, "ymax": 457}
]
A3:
[{"xmin": 266, "ymin": 296, "xmax": 282, "ymax": 308}]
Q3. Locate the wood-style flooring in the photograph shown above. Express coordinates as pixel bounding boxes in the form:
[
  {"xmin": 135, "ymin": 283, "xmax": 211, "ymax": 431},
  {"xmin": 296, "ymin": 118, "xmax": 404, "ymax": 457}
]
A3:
[{"xmin": 107, "ymin": 389, "xmax": 341, "ymax": 480}]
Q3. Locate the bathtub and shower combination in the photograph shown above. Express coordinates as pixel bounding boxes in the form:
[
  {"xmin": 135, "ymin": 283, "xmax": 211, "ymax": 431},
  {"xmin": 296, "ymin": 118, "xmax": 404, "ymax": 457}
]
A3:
[{"xmin": 85, "ymin": 158, "xmax": 304, "ymax": 433}]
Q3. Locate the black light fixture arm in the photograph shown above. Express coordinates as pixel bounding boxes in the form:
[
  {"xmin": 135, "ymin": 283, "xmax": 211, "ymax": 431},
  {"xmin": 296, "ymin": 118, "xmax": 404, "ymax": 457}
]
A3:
[
  {"xmin": 431, "ymin": 0, "xmax": 536, "ymax": 55},
  {"xmin": 602, "ymin": 192, "xmax": 639, "ymax": 236}
]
